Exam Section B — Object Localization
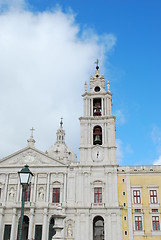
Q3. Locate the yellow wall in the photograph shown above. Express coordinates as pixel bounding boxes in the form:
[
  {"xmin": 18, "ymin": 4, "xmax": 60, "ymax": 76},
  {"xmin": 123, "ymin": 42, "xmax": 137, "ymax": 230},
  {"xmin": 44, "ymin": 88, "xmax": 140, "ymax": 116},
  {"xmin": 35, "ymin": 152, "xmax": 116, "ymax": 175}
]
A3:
[
  {"xmin": 118, "ymin": 170, "xmax": 161, "ymax": 240},
  {"xmin": 117, "ymin": 175, "xmax": 129, "ymax": 240},
  {"xmin": 130, "ymin": 174, "xmax": 161, "ymax": 240}
]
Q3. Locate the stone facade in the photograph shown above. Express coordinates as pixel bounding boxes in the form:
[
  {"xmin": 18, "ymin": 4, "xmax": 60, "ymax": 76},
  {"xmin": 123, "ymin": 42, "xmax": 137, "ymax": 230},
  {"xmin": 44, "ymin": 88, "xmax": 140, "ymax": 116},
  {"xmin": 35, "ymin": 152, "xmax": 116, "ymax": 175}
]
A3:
[{"xmin": 1, "ymin": 66, "xmax": 161, "ymax": 240}]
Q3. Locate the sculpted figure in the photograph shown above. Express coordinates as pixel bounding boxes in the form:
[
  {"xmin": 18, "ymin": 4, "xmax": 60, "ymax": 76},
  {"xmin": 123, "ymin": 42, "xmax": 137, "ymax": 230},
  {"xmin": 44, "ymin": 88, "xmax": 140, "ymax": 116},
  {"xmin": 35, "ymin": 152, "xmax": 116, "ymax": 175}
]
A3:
[
  {"xmin": 67, "ymin": 224, "xmax": 73, "ymax": 237},
  {"xmin": 9, "ymin": 188, "xmax": 15, "ymax": 201},
  {"xmin": 38, "ymin": 187, "xmax": 44, "ymax": 200}
]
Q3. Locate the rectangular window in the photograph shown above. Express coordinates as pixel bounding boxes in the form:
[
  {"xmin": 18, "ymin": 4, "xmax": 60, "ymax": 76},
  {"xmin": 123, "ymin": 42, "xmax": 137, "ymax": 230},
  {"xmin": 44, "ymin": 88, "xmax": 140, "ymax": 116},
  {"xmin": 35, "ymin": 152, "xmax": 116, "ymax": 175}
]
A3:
[
  {"xmin": 25, "ymin": 183, "xmax": 31, "ymax": 202},
  {"xmin": 94, "ymin": 187, "xmax": 102, "ymax": 203},
  {"xmin": 133, "ymin": 190, "xmax": 141, "ymax": 204},
  {"xmin": 3, "ymin": 224, "xmax": 11, "ymax": 240},
  {"xmin": 152, "ymin": 209, "xmax": 158, "ymax": 212},
  {"xmin": 135, "ymin": 209, "xmax": 141, "ymax": 213},
  {"xmin": 135, "ymin": 216, "xmax": 142, "ymax": 231},
  {"xmin": 35, "ymin": 225, "xmax": 42, "ymax": 240},
  {"xmin": 152, "ymin": 216, "xmax": 160, "ymax": 231},
  {"xmin": 150, "ymin": 190, "xmax": 158, "ymax": 204},
  {"xmin": 52, "ymin": 188, "xmax": 60, "ymax": 203}
]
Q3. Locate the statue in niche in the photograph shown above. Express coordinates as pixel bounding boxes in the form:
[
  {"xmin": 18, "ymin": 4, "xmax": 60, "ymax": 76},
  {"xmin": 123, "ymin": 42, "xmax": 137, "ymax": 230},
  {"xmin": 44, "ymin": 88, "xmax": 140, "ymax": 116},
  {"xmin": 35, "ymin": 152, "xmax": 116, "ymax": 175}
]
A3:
[
  {"xmin": 9, "ymin": 188, "xmax": 15, "ymax": 201},
  {"xmin": 38, "ymin": 187, "xmax": 44, "ymax": 201},
  {"xmin": 67, "ymin": 224, "xmax": 73, "ymax": 237}
]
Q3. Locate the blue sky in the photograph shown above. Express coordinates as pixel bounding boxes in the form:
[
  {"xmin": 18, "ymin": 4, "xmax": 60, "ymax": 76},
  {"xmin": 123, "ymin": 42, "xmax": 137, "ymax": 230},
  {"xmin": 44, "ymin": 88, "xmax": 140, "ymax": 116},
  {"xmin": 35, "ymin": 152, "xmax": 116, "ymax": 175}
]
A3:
[{"xmin": 0, "ymin": 0, "xmax": 161, "ymax": 165}]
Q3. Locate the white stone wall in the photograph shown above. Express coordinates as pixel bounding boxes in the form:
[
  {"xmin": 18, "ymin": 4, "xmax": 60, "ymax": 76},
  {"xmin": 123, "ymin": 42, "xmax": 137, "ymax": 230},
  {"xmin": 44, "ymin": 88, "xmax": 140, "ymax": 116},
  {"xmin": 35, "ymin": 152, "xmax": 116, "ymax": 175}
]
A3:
[{"xmin": 0, "ymin": 161, "xmax": 122, "ymax": 240}]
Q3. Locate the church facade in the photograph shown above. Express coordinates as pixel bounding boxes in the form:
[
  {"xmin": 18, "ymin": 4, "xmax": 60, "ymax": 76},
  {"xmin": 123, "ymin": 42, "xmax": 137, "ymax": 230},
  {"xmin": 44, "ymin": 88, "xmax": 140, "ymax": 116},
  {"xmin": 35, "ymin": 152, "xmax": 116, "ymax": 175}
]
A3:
[{"xmin": 0, "ymin": 66, "xmax": 161, "ymax": 240}]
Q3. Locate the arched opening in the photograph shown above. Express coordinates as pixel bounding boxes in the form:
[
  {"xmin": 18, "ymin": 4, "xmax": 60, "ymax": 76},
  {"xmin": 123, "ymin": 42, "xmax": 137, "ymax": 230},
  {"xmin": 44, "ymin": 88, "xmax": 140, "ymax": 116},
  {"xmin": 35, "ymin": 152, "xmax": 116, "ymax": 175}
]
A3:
[
  {"xmin": 93, "ymin": 216, "xmax": 104, "ymax": 240},
  {"xmin": 93, "ymin": 126, "xmax": 102, "ymax": 145},
  {"xmin": 48, "ymin": 217, "xmax": 56, "ymax": 240},
  {"xmin": 17, "ymin": 215, "xmax": 29, "ymax": 240},
  {"xmin": 93, "ymin": 98, "xmax": 102, "ymax": 116}
]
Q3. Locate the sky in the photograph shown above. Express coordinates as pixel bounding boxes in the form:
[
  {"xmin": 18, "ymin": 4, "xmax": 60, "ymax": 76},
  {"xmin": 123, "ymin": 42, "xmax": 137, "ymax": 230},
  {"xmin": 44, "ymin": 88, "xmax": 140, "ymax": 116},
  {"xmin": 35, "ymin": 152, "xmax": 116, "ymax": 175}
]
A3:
[{"xmin": 0, "ymin": 0, "xmax": 161, "ymax": 166}]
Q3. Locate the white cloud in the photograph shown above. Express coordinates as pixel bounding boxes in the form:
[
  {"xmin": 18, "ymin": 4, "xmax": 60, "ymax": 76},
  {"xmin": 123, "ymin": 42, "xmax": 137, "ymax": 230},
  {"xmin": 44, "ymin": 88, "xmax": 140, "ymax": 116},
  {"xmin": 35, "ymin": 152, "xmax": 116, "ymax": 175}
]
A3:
[
  {"xmin": 153, "ymin": 155, "xmax": 161, "ymax": 165},
  {"xmin": 115, "ymin": 109, "xmax": 126, "ymax": 125},
  {"xmin": 0, "ymin": 5, "xmax": 116, "ymax": 159},
  {"xmin": 151, "ymin": 126, "xmax": 161, "ymax": 145},
  {"xmin": 125, "ymin": 143, "xmax": 133, "ymax": 154},
  {"xmin": 116, "ymin": 139, "xmax": 123, "ymax": 164},
  {"xmin": 0, "ymin": 0, "xmax": 26, "ymax": 11},
  {"xmin": 151, "ymin": 125, "xmax": 161, "ymax": 156}
]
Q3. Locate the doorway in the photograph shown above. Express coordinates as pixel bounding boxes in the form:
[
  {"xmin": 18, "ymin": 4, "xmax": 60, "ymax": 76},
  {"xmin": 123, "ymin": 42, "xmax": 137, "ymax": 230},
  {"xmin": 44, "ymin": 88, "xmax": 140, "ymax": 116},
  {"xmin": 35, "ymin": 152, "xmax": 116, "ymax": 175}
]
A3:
[
  {"xmin": 93, "ymin": 216, "xmax": 104, "ymax": 240},
  {"xmin": 17, "ymin": 215, "xmax": 29, "ymax": 240}
]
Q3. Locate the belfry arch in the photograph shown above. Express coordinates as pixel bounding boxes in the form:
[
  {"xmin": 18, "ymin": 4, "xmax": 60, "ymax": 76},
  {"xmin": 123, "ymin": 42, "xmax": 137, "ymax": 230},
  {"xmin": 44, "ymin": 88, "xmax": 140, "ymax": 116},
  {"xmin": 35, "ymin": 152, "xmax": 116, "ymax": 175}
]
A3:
[{"xmin": 93, "ymin": 126, "xmax": 102, "ymax": 145}]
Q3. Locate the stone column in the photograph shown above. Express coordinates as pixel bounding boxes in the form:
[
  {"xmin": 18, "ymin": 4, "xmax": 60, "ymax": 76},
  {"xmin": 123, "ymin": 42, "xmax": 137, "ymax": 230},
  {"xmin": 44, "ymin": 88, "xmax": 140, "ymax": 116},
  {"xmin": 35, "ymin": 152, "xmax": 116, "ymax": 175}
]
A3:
[
  {"xmin": 101, "ymin": 98, "xmax": 104, "ymax": 116},
  {"xmin": 42, "ymin": 208, "xmax": 48, "ymax": 239},
  {"xmin": 91, "ymin": 99, "xmax": 93, "ymax": 116},
  {"xmin": 10, "ymin": 208, "xmax": 17, "ymax": 240},
  {"xmin": 104, "ymin": 97, "xmax": 107, "ymax": 115},
  {"xmin": 0, "ymin": 208, "xmax": 4, "ymax": 240},
  {"xmin": 33, "ymin": 174, "xmax": 37, "ymax": 202},
  {"xmin": 28, "ymin": 208, "xmax": 35, "ymax": 240},
  {"xmin": 46, "ymin": 173, "xmax": 50, "ymax": 202},
  {"xmin": 16, "ymin": 181, "xmax": 20, "ymax": 202},
  {"xmin": 3, "ymin": 174, "xmax": 9, "ymax": 205},
  {"xmin": 63, "ymin": 173, "xmax": 67, "ymax": 203}
]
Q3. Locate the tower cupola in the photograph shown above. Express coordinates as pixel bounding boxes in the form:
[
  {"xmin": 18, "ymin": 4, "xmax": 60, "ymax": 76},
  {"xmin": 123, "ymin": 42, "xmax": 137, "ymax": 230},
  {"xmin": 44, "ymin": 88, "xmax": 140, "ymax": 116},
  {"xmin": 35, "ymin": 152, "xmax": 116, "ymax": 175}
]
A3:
[
  {"xmin": 56, "ymin": 118, "xmax": 65, "ymax": 144},
  {"xmin": 79, "ymin": 62, "xmax": 117, "ymax": 165},
  {"xmin": 46, "ymin": 119, "xmax": 77, "ymax": 163}
]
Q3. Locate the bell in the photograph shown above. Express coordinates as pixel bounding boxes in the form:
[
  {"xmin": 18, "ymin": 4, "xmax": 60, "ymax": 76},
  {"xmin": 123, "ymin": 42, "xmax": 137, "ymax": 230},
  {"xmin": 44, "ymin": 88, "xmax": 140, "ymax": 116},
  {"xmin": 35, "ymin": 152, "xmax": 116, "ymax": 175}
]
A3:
[{"xmin": 94, "ymin": 135, "xmax": 101, "ymax": 144}]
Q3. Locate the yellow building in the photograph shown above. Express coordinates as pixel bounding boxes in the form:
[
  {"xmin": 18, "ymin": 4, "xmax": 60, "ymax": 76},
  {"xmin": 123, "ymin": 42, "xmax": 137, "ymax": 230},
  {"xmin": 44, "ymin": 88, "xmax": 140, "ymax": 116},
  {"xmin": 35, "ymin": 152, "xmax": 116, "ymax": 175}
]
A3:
[{"xmin": 118, "ymin": 165, "xmax": 161, "ymax": 239}]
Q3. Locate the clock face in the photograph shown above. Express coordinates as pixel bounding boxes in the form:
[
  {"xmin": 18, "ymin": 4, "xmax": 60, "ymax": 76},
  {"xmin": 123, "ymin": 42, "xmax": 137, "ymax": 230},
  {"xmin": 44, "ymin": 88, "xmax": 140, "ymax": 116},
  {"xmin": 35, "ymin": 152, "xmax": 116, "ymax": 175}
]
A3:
[{"xmin": 92, "ymin": 147, "xmax": 104, "ymax": 161}]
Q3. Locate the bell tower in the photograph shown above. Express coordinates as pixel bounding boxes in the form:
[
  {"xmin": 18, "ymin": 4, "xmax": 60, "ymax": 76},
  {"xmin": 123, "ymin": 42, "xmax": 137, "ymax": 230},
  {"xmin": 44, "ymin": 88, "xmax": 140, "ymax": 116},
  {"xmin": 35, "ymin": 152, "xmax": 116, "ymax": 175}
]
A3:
[{"xmin": 79, "ymin": 62, "xmax": 117, "ymax": 165}]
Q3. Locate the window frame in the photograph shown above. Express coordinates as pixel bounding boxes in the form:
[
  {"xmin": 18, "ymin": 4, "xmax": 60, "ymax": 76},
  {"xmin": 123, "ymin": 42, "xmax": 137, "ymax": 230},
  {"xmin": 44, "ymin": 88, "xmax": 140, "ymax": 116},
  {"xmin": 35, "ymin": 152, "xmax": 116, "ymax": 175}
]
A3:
[
  {"xmin": 52, "ymin": 187, "xmax": 60, "ymax": 204},
  {"xmin": 50, "ymin": 181, "xmax": 63, "ymax": 204},
  {"xmin": 135, "ymin": 216, "xmax": 143, "ymax": 231},
  {"xmin": 94, "ymin": 187, "xmax": 102, "ymax": 204},
  {"xmin": 149, "ymin": 189, "xmax": 158, "ymax": 204},
  {"xmin": 133, "ymin": 189, "xmax": 141, "ymax": 204},
  {"xmin": 91, "ymin": 180, "xmax": 105, "ymax": 206},
  {"xmin": 152, "ymin": 216, "xmax": 160, "ymax": 231},
  {"xmin": 133, "ymin": 209, "xmax": 144, "ymax": 235}
]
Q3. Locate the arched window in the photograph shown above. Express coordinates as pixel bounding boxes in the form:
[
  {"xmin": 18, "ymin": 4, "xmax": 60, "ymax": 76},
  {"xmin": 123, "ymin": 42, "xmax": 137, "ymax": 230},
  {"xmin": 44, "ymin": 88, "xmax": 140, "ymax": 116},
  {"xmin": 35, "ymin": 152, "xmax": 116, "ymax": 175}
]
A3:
[
  {"xmin": 93, "ymin": 126, "xmax": 102, "ymax": 145},
  {"xmin": 93, "ymin": 98, "xmax": 102, "ymax": 116},
  {"xmin": 48, "ymin": 217, "xmax": 56, "ymax": 240},
  {"xmin": 17, "ymin": 215, "xmax": 29, "ymax": 240},
  {"xmin": 93, "ymin": 216, "xmax": 104, "ymax": 240}
]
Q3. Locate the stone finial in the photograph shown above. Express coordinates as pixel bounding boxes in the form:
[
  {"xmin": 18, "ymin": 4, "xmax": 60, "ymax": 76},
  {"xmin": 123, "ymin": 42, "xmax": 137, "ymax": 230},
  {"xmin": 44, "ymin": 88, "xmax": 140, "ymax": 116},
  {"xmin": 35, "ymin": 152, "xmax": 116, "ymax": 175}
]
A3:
[
  {"xmin": 27, "ymin": 127, "xmax": 35, "ymax": 148},
  {"xmin": 60, "ymin": 118, "xmax": 63, "ymax": 128},
  {"xmin": 107, "ymin": 80, "xmax": 110, "ymax": 91},
  {"xmin": 84, "ymin": 82, "xmax": 87, "ymax": 92}
]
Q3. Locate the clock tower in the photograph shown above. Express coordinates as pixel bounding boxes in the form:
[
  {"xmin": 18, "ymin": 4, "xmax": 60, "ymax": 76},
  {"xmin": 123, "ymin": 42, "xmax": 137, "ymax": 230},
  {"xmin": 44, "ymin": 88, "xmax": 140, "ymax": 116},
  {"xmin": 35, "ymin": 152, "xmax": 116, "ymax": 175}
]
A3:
[{"xmin": 79, "ymin": 64, "xmax": 117, "ymax": 165}]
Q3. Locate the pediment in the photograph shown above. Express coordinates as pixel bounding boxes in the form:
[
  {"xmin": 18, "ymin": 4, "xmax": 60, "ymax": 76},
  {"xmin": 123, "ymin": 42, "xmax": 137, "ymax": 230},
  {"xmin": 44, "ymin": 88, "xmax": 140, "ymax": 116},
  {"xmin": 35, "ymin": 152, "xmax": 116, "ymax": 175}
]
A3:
[{"xmin": 0, "ymin": 147, "xmax": 65, "ymax": 166}]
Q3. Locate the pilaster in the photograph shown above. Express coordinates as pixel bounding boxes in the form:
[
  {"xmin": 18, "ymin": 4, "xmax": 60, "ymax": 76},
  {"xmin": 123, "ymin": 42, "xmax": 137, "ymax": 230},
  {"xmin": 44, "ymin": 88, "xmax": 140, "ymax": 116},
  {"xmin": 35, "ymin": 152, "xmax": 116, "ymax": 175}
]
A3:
[{"xmin": 0, "ymin": 207, "xmax": 4, "ymax": 240}]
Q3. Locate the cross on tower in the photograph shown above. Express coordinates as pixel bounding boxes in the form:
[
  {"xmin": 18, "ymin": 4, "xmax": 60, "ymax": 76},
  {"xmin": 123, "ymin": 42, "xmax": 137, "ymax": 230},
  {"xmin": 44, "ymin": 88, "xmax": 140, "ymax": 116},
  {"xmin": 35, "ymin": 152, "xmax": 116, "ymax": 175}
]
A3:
[
  {"xmin": 60, "ymin": 118, "xmax": 63, "ymax": 128},
  {"xmin": 30, "ymin": 127, "xmax": 35, "ymax": 138},
  {"xmin": 95, "ymin": 59, "xmax": 99, "ymax": 70}
]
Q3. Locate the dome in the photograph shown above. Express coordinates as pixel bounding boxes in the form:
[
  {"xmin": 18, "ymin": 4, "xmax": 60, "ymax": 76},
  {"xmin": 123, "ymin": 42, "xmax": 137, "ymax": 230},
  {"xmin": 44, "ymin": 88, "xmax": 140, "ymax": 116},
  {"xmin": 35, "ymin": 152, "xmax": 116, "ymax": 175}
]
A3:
[
  {"xmin": 47, "ymin": 143, "xmax": 77, "ymax": 163},
  {"xmin": 46, "ymin": 119, "xmax": 77, "ymax": 163}
]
